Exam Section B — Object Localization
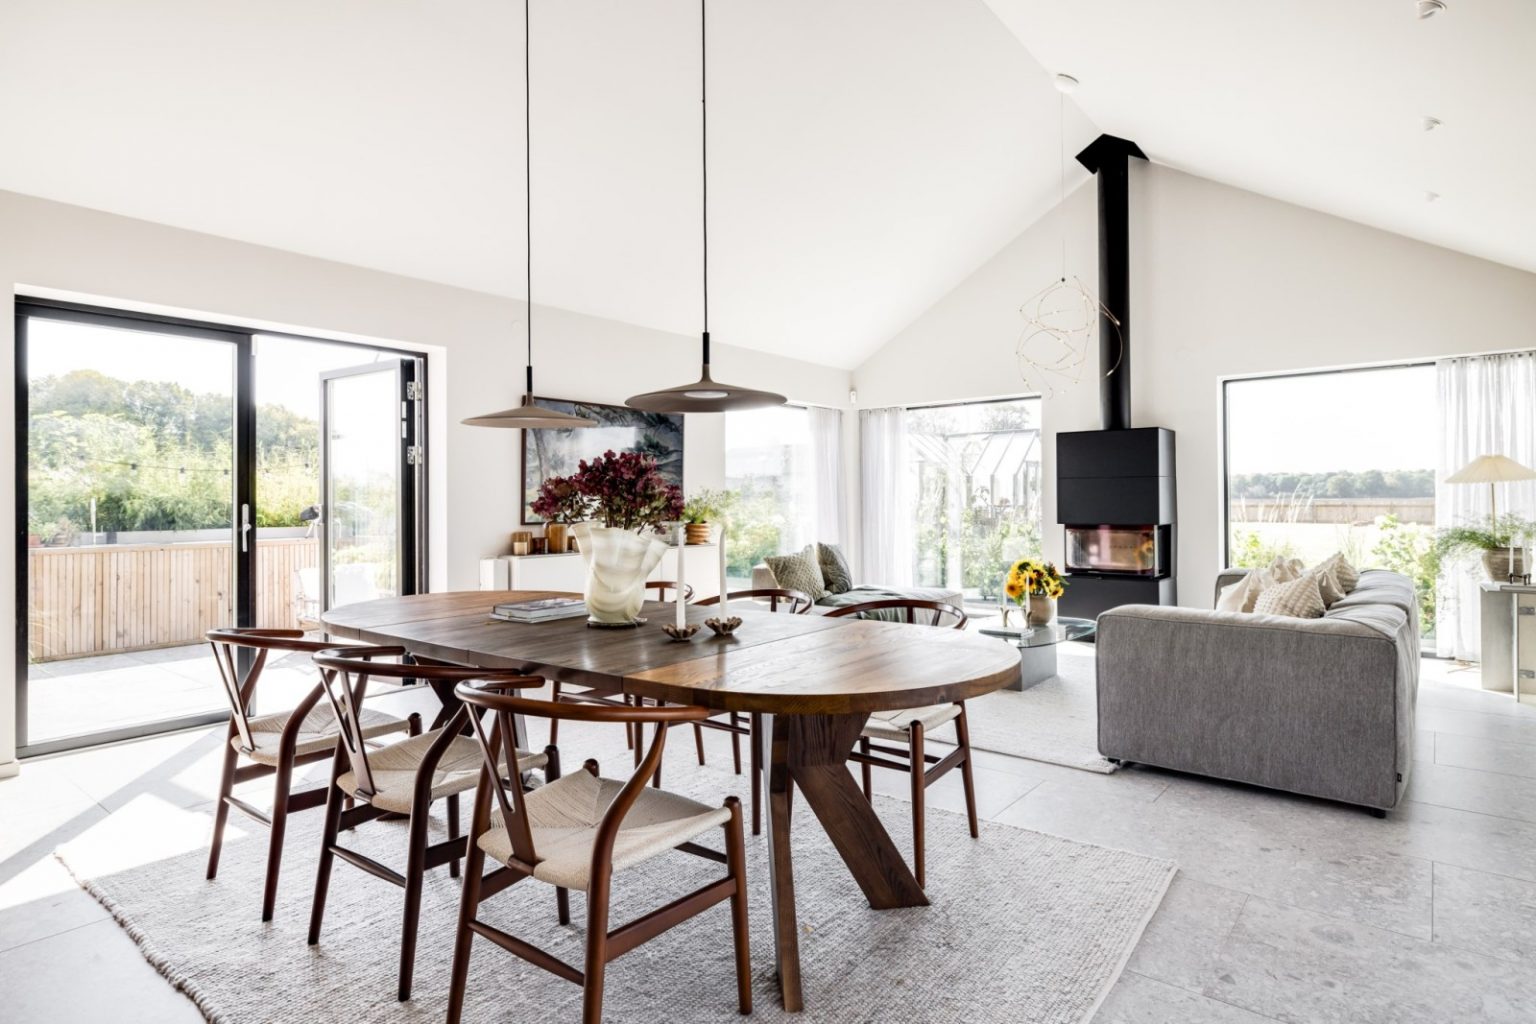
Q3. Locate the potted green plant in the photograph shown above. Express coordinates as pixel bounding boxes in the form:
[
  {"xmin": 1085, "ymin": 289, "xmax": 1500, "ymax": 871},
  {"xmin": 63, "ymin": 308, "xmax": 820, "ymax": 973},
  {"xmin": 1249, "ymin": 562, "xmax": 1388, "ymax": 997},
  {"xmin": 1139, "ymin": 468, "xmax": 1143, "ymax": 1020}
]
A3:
[
  {"xmin": 682, "ymin": 488, "xmax": 734, "ymax": 545},
  {"xmin": 1434, "ymin": 514, "xmax": 1535, "ymax": 581}
]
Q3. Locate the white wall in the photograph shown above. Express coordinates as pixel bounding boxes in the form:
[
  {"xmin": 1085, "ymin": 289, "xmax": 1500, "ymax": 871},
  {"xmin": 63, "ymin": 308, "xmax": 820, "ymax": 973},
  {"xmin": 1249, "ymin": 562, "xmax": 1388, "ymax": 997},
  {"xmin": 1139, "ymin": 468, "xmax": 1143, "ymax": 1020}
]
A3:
[
  {"xmin": 855, "ymin": 163, "xmax": 1536, "ymax": 605},
  {"xmin": 0, "ymin": 188, "xmax": 850, "ymax": 775}
]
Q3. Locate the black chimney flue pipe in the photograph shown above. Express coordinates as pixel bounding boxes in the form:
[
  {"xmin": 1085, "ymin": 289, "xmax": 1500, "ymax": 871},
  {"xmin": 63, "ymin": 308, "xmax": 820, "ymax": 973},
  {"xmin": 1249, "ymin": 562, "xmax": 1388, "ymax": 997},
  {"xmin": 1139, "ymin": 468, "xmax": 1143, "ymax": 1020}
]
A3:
[{"xmin": 1076, "ymin": 134, "xmax": 1146, "ymax": 432}]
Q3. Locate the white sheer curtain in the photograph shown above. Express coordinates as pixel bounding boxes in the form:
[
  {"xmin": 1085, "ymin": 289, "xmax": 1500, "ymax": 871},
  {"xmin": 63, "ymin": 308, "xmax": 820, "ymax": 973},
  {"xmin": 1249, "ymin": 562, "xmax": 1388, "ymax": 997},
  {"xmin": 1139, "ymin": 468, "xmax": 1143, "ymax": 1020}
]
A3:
[
  {"xmin": 808, "ymin": 406, "xmax": 844, "ymax": 545},
  {"xmin": 860, "ymin": 407, "xmax": 911, "ymax": 587},
  {"xmin": 1436, "ymin": 351, "xmax": 1536, "ymax": 660}
]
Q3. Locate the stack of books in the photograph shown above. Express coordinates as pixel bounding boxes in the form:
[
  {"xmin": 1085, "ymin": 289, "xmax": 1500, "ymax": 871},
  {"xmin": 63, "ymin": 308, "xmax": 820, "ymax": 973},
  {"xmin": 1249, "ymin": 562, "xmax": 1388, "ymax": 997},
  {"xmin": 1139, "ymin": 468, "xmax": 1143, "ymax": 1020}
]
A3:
[{"xmin": 491, "ymin": 597, "xmax": 588, "ymax": 623}]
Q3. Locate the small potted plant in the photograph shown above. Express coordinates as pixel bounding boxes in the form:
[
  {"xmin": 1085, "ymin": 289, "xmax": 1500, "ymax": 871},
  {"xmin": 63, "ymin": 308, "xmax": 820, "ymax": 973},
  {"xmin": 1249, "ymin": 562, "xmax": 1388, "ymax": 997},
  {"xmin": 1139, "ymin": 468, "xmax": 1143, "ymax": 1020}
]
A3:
[
  {"xmin": 1435, "ymin": 514, "xmax": 1536, "ymax": 581},
  {"xmin": 681, "ymin": 489, "xmax": 733, "ymax": 545},
  {"xmin": 1004, "ymin": 557, "xmax": 1067, "ymax": 627}
]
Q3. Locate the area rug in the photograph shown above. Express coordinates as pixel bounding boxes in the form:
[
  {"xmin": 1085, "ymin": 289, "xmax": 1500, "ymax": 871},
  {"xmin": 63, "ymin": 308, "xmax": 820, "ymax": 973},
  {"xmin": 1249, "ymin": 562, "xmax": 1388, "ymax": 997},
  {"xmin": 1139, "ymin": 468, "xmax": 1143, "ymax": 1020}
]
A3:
[
  {"xmin": 964, "ymin": 644, "xmax": 1117, "ymax": 774},
  {"xmin": 57, "ymin": 757, "xmax": 1174, "ymax": 1024}
]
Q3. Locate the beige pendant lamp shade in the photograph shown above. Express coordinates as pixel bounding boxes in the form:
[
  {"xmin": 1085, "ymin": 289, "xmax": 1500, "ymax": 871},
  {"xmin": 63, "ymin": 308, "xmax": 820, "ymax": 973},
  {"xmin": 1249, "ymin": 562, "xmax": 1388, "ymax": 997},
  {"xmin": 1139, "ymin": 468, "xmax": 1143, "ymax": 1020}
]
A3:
[
  {"xmin": 625, "ymin": 0, "xmax": 785, "ymax": 415},
  {"xmin": 463, "ymin": 0, "xmax": 595, "ymax": 431},
  {"xmin": 1445, "ymin": 453, "xmax": 1536, "ymax": 527}
]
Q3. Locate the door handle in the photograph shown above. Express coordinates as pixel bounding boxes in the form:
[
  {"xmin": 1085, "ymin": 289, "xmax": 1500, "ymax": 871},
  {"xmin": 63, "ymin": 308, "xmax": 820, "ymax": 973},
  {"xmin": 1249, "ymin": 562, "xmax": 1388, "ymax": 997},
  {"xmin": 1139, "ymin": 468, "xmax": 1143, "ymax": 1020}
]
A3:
[{"xmin": 241, "ymin": 503, "xmax": 252, "ymax": 553}]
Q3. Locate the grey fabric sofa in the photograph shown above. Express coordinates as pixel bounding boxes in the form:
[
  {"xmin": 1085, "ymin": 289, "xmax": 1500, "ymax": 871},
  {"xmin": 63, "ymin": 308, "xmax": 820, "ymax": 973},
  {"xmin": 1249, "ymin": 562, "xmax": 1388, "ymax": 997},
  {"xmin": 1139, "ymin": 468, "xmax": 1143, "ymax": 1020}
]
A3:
[{"xmin": 1095, "ymin": 569, "xmax": 1419, "ymax": 812}]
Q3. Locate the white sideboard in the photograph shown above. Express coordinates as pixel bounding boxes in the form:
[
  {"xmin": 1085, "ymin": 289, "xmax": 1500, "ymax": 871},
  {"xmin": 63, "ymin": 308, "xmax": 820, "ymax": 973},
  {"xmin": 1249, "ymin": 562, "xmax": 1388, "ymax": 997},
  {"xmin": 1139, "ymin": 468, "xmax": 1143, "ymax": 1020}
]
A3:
[
  {"xmin": 479, "ymin": 544, "xmax": 722, "ymax": 601},
  {"xmin": 1479, "ymin": 582, "xmax": 1536, "ymax": 695}
]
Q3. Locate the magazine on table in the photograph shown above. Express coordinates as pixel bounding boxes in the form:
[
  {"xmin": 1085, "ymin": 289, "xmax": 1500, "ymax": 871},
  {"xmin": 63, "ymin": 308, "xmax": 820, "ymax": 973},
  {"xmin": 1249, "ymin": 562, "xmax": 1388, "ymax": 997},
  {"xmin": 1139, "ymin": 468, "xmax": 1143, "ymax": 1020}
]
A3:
[{"xmin": 491, "ymin": 597, "xmax": 587, "ymax": 623}]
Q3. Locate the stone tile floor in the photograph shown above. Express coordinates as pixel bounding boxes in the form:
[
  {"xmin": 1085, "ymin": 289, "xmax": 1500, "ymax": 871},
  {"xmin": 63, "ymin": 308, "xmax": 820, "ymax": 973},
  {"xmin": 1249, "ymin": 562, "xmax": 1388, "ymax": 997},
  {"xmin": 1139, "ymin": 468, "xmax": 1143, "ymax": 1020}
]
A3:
[{"xmin": 2, "ymin": 652, "xmax": 1535, "ymax": 1022}]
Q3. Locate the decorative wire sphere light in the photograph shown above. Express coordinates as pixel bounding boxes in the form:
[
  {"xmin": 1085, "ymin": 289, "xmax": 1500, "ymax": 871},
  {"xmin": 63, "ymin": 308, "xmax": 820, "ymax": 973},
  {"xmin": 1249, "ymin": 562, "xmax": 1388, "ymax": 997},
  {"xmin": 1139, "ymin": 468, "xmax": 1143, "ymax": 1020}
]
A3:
[{"xmin": 1015, "ymin": 275, "xmax": 1123, "ymax": 399}]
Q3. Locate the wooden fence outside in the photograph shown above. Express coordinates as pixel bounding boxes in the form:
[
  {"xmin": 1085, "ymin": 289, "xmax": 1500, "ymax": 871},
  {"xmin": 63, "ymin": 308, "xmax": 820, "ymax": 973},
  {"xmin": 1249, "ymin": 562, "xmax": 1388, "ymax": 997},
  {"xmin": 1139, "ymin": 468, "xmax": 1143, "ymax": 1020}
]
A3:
[{"xmin": 27, "ymin": 538, "xmax": 318, "ymax": 662}]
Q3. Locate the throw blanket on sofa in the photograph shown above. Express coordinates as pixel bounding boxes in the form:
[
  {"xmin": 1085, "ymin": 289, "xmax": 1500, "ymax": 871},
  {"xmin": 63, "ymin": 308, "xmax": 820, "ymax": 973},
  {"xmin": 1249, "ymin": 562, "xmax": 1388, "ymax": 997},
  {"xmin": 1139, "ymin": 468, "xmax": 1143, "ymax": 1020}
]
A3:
[{"xmin": 815, "ymin": 585, "xmax": 966, "ymax": 622}]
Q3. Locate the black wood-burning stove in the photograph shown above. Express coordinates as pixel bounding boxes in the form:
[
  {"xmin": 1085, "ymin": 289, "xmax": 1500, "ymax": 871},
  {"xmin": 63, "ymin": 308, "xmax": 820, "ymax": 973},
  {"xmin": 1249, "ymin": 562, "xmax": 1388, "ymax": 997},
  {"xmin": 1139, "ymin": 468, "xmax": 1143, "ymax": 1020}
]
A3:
[
  {"xmin": 1055, "ymin": 135, "xmax": 1177, "ymax": 621},
  {"xmin": 1057, "ymin": 427, "xmax": 1176, "ymax": 619}
]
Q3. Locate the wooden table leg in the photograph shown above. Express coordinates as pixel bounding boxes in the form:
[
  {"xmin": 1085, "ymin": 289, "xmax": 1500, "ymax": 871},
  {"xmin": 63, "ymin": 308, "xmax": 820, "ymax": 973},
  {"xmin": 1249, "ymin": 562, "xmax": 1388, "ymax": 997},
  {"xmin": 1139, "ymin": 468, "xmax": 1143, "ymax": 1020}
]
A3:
[
  {"xmin": 761, "ymin": 711, "xmax": 930, "ymax": 1013},
  {"xmin": 761, "ymin": 713, "xmax": 803, "ymax": 1012},
  {"xmin": 787, "ymin": 712, "xmax": 928, "ymax": 910}
]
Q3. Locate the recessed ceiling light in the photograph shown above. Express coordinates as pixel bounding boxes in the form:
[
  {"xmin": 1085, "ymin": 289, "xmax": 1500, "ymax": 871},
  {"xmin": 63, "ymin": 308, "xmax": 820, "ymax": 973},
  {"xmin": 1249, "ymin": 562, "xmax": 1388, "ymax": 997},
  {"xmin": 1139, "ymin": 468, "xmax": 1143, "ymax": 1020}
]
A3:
[
  {"xmin": 1054, "ymin": 73, "xmax": 1079, "ymax": 94},
  {"xmin": 1422, "ymin": 115, "xmax": 1441, "ymax": 132},
  {"xmin": 1417, "ymin": 0, "xmax": 1447, "ymax": 19}
]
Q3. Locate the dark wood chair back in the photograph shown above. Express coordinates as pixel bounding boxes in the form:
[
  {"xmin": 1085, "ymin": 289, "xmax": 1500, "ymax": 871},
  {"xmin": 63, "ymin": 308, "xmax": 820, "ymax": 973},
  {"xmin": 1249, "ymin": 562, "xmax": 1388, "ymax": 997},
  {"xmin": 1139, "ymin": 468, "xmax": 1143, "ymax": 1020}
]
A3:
[
  {"xmin": 310, "ymin": 646, "xmax": 538, "ymax": 801},
  {"xmin": 696, "ymin": 589, "xmax": 813, "ymax": 614},
  {"xmin": 824, "ymin": 598, "xmax": 969, "ymax": 629},
  {"xmin": 455, "ymin": 683, "xmax": 711, "ymax": 871},
  {"xmin": 645, "ymin": 580, "xmax": 695, "ymax": 603},
  {"xmin": 206, "ymin": 627, "xmax": 346, "ymax": 753}
]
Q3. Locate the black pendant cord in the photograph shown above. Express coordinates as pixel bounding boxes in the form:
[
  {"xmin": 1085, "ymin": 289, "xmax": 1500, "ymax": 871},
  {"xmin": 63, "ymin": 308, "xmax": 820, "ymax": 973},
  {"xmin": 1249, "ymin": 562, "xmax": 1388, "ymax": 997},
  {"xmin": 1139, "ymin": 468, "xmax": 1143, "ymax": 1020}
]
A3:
[
  {"xmin": 700, "ymin": 0, "xmax": 710, "ymax": 355},
  {"xmin": 524, "ymin": 0, "xmax": 535, "ymax": 395}
]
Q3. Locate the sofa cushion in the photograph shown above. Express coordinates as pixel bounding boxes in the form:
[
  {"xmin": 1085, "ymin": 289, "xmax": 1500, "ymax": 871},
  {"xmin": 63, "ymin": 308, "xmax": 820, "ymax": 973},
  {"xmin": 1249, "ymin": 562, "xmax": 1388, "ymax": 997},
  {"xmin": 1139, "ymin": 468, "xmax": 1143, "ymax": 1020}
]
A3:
[
  {"xmin": 817, "ymin": 543, "xmax": 854, "ymax": 594},
  {"xmin": 764, "ymin": 545, "xmax": 827, "ymax": 601},
  {"xmin": 1268, "ymin": 556, "xmax": 1305, "ymax": 583},
  {"xmin": 1306, "ymin": 565, "xmax": 1346, "ymax": 607},
  {"xmin": 1317, "ymin": 552, "xmax": 1361, "ymax": 594},
  {"xmin": 1216, "ymin": 567, "xmax": 1274, "ymax": 613},
  {"xmin": 1253, "ymin": 573, "xmax": 1325, "ymax": 618}
]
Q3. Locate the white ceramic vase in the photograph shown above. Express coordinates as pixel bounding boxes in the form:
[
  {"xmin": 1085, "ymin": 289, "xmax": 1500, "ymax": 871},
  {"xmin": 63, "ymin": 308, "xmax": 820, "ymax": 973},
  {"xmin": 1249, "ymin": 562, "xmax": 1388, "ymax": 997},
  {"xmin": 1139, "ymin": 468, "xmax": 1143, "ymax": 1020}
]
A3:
[{"xmin": 570, "ymin": 522, "xmax": 670, "ymax": 625}]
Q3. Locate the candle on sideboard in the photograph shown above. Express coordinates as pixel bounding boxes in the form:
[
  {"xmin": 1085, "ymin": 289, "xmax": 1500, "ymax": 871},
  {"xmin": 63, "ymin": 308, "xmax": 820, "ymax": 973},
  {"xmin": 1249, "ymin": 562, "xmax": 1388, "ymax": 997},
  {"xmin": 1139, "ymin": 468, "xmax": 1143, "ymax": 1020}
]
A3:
[
  {"xmin": 675, "ymin": 524, "xmax": 687, "ymax": 630},
  {"xmin": 718, "ymin": 518, "xmax": 730, "ymax": 616}
]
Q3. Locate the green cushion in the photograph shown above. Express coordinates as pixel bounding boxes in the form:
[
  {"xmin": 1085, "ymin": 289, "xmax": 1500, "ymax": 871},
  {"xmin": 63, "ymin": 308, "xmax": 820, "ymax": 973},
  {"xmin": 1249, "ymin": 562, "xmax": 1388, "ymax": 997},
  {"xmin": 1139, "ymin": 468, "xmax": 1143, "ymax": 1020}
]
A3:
[
  {"xmin": 765, "ymin": 545, "xmax": 827, "ymax": 601},
  {"xmin": 817, "ymin": 543, "xmax": 854, "ymax": 594}
]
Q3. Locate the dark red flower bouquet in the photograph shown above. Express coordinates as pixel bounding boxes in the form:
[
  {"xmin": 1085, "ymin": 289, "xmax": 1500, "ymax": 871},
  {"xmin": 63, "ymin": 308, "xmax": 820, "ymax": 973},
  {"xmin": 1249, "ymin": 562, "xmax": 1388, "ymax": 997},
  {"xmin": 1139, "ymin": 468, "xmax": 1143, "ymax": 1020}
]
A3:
[
  {"xmin": 529, "ymin": 475, "xmax": 587, "ymax": 525},
  {"xmin": 531, "ymin": 449, "xmax": 683, "ymax": 532}
]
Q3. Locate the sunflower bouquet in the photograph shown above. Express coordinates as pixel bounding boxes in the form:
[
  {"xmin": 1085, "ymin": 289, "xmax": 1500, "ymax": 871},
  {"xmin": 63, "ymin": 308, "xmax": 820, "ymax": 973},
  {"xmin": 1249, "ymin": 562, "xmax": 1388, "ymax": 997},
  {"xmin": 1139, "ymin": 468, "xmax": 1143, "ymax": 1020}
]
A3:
[{"xmin": 1003, "ymin": 558, "xmax": 1067, "ymax": 604}]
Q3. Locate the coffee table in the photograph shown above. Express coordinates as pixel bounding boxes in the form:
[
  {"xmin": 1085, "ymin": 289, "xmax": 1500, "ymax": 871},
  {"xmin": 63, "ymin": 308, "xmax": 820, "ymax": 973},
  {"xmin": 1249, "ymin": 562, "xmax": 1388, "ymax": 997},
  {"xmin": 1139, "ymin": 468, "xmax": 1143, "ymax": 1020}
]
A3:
[{"xmin": 978, "ymin": 616, "xmax": 1097, "ymax": 690}]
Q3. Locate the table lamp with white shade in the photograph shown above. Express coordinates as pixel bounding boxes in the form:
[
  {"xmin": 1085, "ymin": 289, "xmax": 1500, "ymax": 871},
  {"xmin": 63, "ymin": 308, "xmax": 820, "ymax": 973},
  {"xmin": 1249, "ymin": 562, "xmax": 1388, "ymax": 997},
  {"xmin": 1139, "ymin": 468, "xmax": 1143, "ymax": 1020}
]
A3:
[
  {"xmin": 1446, "ymin": 454, "xmax": 1536, "ymax": 581},
  {"xmin": 1445, "ymin": 454, "xmax": 1536, "ymax": 528}
]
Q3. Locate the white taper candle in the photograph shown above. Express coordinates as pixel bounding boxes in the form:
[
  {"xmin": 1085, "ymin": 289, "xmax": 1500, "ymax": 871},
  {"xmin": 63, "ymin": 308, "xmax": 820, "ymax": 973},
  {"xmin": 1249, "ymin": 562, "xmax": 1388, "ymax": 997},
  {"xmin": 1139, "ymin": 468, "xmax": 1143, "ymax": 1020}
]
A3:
[
  {"xmin": 719, "ymin": 518, "xmax": 730, "ymax": 616},
  {"xmin": 675, "ymin": 524, "xmax": 687, "ymax": 629}
]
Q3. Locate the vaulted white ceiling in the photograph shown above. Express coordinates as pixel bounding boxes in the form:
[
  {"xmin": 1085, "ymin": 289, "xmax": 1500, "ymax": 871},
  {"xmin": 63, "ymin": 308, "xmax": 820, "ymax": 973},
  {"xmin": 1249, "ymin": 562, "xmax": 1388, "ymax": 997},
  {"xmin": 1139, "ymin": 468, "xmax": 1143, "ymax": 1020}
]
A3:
[
  {"xmin": 0, "ymin": 0, "xmax": 1095, "ymax": 369},
  {"xmin": 983, "ymin": 0, "xmax": 1536, "ymax": 278},
  {"xmin": 4, "ymin": 2, "xmax": 1531, "ymax": 373}
]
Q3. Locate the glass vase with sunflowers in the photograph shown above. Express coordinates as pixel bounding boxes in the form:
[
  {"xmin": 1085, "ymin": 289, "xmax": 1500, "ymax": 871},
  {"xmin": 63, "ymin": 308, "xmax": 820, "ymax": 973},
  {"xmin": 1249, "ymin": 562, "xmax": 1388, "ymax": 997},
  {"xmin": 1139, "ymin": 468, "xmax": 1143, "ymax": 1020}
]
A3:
[{"xmin": 1003, "ymin": 558, "xmax": 1066, "ymax": 627}]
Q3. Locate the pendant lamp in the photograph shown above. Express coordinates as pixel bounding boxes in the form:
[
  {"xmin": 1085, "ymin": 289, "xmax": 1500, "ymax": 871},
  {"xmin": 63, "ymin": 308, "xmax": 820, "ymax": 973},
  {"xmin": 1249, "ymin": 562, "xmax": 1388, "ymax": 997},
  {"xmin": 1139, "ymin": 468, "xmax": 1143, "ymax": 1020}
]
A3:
[
  {"xmin": 626, "ymin": 0, "xmax": 785, "ymax": 414},
  {"xmin": 1015, "ymin": 77, "xmax": 1122, "ymax": 400},
  {"xmin": 464, "ymin": 0, "xmax": 596, "ymax": 430}
]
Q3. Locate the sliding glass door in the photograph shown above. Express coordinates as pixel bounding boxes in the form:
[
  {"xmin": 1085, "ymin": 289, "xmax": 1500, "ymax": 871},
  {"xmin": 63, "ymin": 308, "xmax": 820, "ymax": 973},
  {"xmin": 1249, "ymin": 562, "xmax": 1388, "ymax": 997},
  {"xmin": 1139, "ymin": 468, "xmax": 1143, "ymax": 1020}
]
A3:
[
  {"xmin": 319, "ymin": 361, "xmax": 420, "ymax": 612},
  {"xmin": 17, "ymin": 306, "xmax": 248, "ymax": 752},
  {"xmin": 15, "ymin": 301, "xmax": 427, "ymax": 755}
]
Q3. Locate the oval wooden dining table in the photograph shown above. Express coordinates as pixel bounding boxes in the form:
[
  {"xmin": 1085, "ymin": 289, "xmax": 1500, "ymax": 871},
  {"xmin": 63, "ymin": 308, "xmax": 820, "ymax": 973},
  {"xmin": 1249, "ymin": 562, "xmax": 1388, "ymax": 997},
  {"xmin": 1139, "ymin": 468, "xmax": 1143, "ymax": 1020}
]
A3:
[{"xmin": 323, "ymin": 590, "xmax": 1020, "ymax": 1011}]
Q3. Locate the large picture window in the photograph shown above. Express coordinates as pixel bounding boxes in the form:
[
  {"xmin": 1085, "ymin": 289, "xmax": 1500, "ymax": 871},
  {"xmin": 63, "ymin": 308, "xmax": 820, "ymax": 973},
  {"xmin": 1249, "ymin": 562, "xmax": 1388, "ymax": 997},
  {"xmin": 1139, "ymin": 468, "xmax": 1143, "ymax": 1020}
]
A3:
[
  {"xmin": 1223, "ymin": 364, "xmax": 1438, "ymax": 637},
  {"xmin": 904, "ymin": 397, "xmax": 1042, "ymax": 604},
  {"xmin": 723, "ymin": 405, "xmax": 815, "ymax": 583}
]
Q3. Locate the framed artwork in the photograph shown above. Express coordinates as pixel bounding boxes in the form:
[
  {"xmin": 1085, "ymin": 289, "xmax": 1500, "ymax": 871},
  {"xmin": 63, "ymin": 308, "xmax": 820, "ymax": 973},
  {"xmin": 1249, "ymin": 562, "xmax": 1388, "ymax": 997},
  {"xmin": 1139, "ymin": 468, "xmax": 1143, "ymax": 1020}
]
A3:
[{"xmin": 520, "ymin": 398, "xmax": 685, "ymax": 524}]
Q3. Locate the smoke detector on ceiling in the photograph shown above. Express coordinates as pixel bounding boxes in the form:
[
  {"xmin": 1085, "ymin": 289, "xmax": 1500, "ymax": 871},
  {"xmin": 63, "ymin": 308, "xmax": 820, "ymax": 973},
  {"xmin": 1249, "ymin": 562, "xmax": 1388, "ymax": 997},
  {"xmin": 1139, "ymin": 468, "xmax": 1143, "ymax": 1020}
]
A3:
[
  {"xmin": 1417, "ymin": 0, "xmax": 1447, "ymax": 18},
  {"xmin": 1054, "ymin": 73, "xmax": 1079, "ymax": 94}
]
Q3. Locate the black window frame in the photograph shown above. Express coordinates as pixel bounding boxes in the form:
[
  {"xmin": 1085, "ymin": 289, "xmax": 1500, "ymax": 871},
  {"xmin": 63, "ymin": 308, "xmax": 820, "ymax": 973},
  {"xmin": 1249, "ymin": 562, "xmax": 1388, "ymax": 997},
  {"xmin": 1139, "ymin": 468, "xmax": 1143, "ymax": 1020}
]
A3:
[{"xmin": 13, "ymin": 297, "xmax": 429, "ymax": 757}]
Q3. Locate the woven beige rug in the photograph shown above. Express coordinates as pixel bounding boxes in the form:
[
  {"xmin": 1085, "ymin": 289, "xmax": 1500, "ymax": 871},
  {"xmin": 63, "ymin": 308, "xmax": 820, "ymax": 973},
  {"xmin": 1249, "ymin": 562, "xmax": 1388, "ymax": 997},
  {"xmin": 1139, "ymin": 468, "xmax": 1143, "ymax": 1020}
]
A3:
[
  {"xmin": 58, "ymin": 753, "xmax": 1172, "ymax": 1024},
  {"xmin": 964, "ymin": 644, "xmax": 1118, "ymax": 774}
]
